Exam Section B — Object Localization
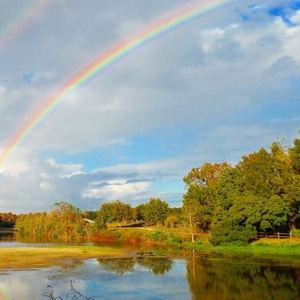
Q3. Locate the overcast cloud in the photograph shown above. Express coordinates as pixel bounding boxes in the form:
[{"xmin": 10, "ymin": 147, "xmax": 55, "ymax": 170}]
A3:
[{"xmin": 0, "ymin": 0, "xmax": 300, "ymax": 213}]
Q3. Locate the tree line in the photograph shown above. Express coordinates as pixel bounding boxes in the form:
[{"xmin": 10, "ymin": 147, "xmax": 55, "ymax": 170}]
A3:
[
  {"xmin": 0, "ymin": 212, "xmax": 17, "ymax": 228},
  {"xmin": 183, "ymin": 133, "xmax": 300, "ymax": 245},
  {"xmin": 13, "ymin": 131, "xmax": 300, "ymax": 245},
  {"xmin": 15, "ymin": 198, "xmax": 179, "ymax": 241}
]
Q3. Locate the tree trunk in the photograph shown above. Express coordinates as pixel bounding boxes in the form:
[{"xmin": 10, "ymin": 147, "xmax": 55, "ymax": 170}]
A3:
[{"xmin": 189, "ymin": 211, "xmax": 195, "ymax": 243}]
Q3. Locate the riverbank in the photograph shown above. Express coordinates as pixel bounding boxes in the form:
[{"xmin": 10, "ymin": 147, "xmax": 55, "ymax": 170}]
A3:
[
  {"xmin": 1, "ymin": 238, "xmax": 300, "ymax": 270},
  {"xmin": 184, "ymin": 238, "xmax": 300, "ymax": 264},
  {"xmin": 0, "ymin": 245, "xmax": 129, "ymax": 269}
]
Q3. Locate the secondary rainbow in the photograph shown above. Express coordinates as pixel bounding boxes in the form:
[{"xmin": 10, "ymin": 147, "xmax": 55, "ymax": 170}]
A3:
[
  {"xmin": 0, "ymin": 0, "xmax": 49, "ymax": 53},
  {"xmin": 0, "ymin": 0, "xmax": 236, "ymax": 171}
]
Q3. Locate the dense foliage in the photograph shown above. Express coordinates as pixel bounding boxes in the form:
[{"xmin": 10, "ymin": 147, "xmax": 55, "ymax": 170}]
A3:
[
  {"xmin": 183, "ymin": 133, "xmax": 300, "ymax": 245},
  {"xmin": 16, "ymin": 202, "xmax": 95, "ymax": 241},
  {"xmin": 15, "ymin": 199, "xmax": 174, "ymax": 242}
]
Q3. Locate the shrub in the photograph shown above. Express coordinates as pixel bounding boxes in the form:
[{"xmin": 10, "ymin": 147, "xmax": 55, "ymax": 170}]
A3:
[
  {"xmin": 92, "ymin": 230, "xmax": 119, "ymax": 242},
  {"xmin": 209, "ymin": 220, "xmax": 256, "ymax": 246}
]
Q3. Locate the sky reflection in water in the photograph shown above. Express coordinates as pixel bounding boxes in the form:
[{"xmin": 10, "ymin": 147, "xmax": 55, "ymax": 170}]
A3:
[
  {"xmin": 0, "ymin": 258, "xmax": 189, "ymax": 300},
  {"xmin": 2, "ymin": 254, "xmax": 300, "ymax": 300}
]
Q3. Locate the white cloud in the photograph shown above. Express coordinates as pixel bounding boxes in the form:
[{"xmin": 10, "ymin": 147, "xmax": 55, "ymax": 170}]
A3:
[
  {"xmin": 291, "ymin": 10, "xmax": 300, "ymax": 24},
  {"xmin": 45, "ymin": 158, "xmax": 83, "ymax": 178},
  {"xmin": 82, "ymin": 181, "xmax": 150, "ymax": 201}
]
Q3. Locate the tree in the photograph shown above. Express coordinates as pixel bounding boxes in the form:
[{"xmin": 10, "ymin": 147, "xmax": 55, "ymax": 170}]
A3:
[
  {"xmin": 210, "ymin": 168, "xmax": 256, "ymax": 245},
  {"xmin": 83, "ymin": 210, "xmax": 98, "ymax": 221},
  {"xmin": 133, "ymin": 204, "xmax": 145, "ymax": 222},
  {"xmin": 272, "ymin": 141, "xmax": 300, "ymax": 228},
  {"xmin": 210, "ymin": 145, "xmax": 292, "ymax": 245},
  {"xmin": 16, "ymin": 202, "xmax": 92, "ymax": 241},
  {"xmin": 182, "ymin": 162, "xmax": 231, "ymax": 240},
  {"xmin": 96, "ymin": 200, "xmax": 133, "ymax": 228},
  {"xmin": 183, "ymin": 162, "xmax": 230, "ymax": 186},
  {"xmin": 182, "ymin": 191, "xmax": 201, "ymax": 243},
  {"xmin": 96, "ymin": 202, "xmax": 115, "ymax": 227},
  {"xmin": 142, "ymin": 198, "xmax": 169, "ymax": 225},
  {"xmin": 113, "ymin": 200, "xmax": 133, "ymax": 227},
  {"xmin": 0, "ymin": 212, "xmax": 17, "ymax": 228},
  {"xmin": 238, "ymin": 144, "xmax": 300, "ymax": 230},
  {"xmin": 289, "ymin": 133, "xmax": 300, "ymax": 174},
  {"xmin": 50, "ymin": 202, "xmax": 86, "ymax": 240}
]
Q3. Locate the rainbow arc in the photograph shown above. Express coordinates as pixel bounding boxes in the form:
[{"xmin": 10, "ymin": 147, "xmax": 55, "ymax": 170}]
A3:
[{"xmin": 0, "ymin": 0, "xmax": 236, "ymax": 171}]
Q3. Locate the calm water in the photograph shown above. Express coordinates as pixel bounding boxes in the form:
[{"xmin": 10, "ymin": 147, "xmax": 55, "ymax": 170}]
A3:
[{"xmin": 1, "ymin": 231, "xmax": 300, "ymax": 300}]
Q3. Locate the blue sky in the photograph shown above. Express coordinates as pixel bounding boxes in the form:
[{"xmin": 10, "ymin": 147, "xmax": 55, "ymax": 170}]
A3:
[{"xmin": 0, "ymin": 0, "xmax": 300, "ymax": 213}]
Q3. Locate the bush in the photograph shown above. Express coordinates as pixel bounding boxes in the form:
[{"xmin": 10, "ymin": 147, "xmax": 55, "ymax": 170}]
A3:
[
  {"xmin": 291, "ymin": 229, "xmax": 300, "ymax": 238},
  {"xmin": 93, "ymin": 230, "xmax": 119, "ymax": 242},
  {"xmin": 209, "ymin": 220, "xmax": 256, "ymax": 246},
  {"xmin": 119, "ymin": 229, "xmax": 143, "ymax": 243}
]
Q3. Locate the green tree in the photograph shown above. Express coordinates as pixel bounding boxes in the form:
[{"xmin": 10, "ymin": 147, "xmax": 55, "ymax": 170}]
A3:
[
  {"xmin": 96, "ymin": 202, "xmax": 115, "ymax": 227},
  {"xmin": 133, "ymin": 204, "xmax": 145, "ymax": 222},
  {"xmin": 210, "ymin": 145, "xmax": 292, "ymax": 245},
  {"xmin": 113, "ymin": 200, "xmax": 133, "ymax": 227},
  {"xmin": 182, "ymin": 162, "xmax": 231, "ymax": 240},
  {"xmin": 143, "ymin": 198, "xmax": 169, "ymax": 225},
  {"xmin": 289, "ymin": 133, "xmax": 300, "ymax": 174},
  {"xmin": 96, "ymin": 200, "xmax": 133, "ymax": 228}
]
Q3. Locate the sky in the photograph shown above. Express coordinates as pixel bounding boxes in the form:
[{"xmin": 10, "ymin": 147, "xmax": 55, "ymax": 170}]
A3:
[{"xmin": 0, "ymin": 0, "xmax": 300, "ymax": 214}]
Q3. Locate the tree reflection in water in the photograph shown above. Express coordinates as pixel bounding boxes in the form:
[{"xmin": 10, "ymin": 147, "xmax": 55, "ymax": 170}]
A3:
[
  {"xmin": 96, "ymin": 257, "xmax": 135, "ymax": 275},
  {"xmin": 186, "ymin": 252, "xmax": 300, "ymax": 300},
  {"xmin": 97, "ymin": 253, "xmax": 173, "ymax": 275}
]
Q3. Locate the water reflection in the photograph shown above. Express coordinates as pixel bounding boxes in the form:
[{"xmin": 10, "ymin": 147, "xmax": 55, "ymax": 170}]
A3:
[
  {"xmin": 97, "ymin": 254, "xmax": 173, "ymax": 275},
  {"xmin": 186, "ymin": 252, "xmax": 300, "ymax": 300},
  {"xmin": 1, "ymin": 249, "xmax": 300, "ymax": 299},
  {"xmin": 0, "ymin": 230, "xmax": 94, "ymax": 248},
  {"xmin": 0, "ymin": 257, "xmax": 188, "ymax": 300},
  {"xmin": 0, "ymin": 229, "xmax": 15, "ymax": 242}
]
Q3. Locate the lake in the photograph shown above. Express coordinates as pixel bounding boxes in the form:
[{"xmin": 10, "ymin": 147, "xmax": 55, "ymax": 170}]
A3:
[{"xmin": 1, "ymin": 230, "xmax": 300, "ymax": 299}]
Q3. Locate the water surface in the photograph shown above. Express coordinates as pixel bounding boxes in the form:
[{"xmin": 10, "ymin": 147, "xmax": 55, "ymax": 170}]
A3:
[{"xmin": 1, "ymin": 230, "xmax": 300, "ymax": 299}]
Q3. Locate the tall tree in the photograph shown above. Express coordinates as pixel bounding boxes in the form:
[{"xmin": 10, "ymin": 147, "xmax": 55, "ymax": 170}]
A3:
[
  {"xmin": 182, "ymin": 162, "xmax": 231, "ymax": 236},
  {"xmin": 210, "ymin": 145, "xmax": 292, "ymax": 245}
]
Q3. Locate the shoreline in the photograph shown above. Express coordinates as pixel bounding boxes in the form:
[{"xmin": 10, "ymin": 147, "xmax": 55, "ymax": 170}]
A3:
[
  {"xmin": 0, "ymin": 245, "xmax": 130, "ymax": 270},
  {"xmin": 2, "ymin": 239, "xmax": 300, "ymax": 270}
]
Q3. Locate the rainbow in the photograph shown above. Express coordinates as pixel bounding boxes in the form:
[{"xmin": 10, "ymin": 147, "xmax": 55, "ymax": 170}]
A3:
[
  {"xmin": 0, "ymin": 0, "xmax": 49, "ymax": 53},
  {"xmin": 0, "ymin": 0, "xmax": 236, "ymax": 171}
]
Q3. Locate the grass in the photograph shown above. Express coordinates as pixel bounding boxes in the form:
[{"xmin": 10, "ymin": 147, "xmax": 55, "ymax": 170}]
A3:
[
  {"xmin": 95, "ymin": 226, "xmax": 300, "ymax": 260},
  {"xmin": 185, "ymin": 237, "xmax": 300, "ymax": 263},
  {"xmin": 0, "ymin": 245, "xmax": 129, "ymax": 270}
]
